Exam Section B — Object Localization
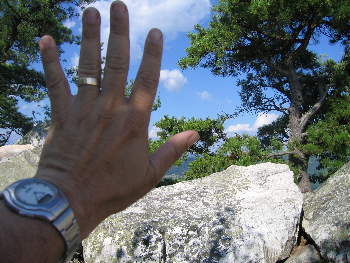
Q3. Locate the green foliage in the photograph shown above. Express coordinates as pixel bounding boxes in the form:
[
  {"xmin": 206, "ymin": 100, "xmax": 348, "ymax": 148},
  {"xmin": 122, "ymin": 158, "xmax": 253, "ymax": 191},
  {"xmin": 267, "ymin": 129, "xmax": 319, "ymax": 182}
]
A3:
[
  {"xmin": 179, "ymin": 0, "xmax": 350, "ymax": 74},
  {"xmin": 0, "ymin": 95, "xmax": 33, "ymax": 145},
  {"xmin": 179, "ymin": 0, "xmax": 350, "ymax": 116},
  {"xmin": 0, "ymin": 0, "xmax": 96, "ymax": 145},
  {"xmin": 151, "ymin": 113, "xmax": 292, "ymax": 182},
  {"xmin": 184, "ymin": 153, "xmax": 234, "ymax": 180},
  {"xmin": 185, "ymin": 135, "xmax": 286, "ymax": 180},
  {"xmin": 179, "ymin": 0, "xmax": 350, "ymax": 186},
  {"xmin": 155, "ymin": 115, "xmax": 227, "ymax": 155},
  {"xmin": 149, "ymin": 115, "xmax": 228, "ymax": 167},
  {"xmin": 303, "ymin": 95, "xmax": 350, "ymax": 182}
]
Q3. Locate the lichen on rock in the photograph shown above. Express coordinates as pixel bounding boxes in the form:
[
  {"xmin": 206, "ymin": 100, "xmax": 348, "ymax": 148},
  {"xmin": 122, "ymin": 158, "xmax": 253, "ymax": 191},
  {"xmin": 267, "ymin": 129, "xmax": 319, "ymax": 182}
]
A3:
[{"xmin": 83, "ymin": 163, "xmax": 303, "ymax": 263}]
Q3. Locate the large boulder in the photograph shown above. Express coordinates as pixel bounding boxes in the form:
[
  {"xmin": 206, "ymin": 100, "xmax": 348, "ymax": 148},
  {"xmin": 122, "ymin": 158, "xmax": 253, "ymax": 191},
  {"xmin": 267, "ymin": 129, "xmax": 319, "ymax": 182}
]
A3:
[
  {"xmin": 83, "ymin": 163, "xmax": 303, "ymax": 263},
  {"xmin": 285, "ymin": 245, "xmax": 321, "ymax": 263},
  {"xmin": 0, "ymin": 146, "xmax": 41, "ymax": 190},
  {"xmin": 303, "ymin": 162, "xmax": 350, "ymax": 262},
  {"xmin": 0, "ymin": 144, "xmax": 34, "ymax": 160}
]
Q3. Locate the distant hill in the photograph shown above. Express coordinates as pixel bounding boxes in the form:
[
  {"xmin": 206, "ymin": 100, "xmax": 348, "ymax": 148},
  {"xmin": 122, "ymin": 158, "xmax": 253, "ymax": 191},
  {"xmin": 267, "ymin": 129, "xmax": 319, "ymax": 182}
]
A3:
[{"xmin": 164, "ymin": 155, "xmax": 197, "ymax": 180}]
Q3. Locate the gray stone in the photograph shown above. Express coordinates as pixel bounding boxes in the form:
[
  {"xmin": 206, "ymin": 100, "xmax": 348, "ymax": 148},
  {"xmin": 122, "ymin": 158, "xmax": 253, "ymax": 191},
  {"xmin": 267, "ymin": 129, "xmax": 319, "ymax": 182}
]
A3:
[
  {"xmin": 303, "ymin": 162, "xmax": 350, "ymax": 263},
  {"xmin": 17, "ymin": 122, "xmax": 49, "ymax": 147},
  {"xmin": 83, "ymin": 163, "xmax": 303, "ymax": 263},
  {"xmin": 285, "ymin": 245, "xmax": 321, "ymax": 263},
  {"xmin": 0, "ymin": 147, "xmax": 42, "ymax": 191},
  {"xmin": 0, "ymin": 144, "xmax": 34, "ymax": 160}
]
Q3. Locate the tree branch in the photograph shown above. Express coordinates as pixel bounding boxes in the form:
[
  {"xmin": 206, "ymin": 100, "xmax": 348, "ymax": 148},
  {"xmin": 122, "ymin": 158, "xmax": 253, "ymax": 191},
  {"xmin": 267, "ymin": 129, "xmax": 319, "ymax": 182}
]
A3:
[
  {"xmin": 287, "ymin": 68, "xmax": 304, "ymax": 110},
  {"xmin": 262, "ymin": 58, "xmax": 289, "ymax": 76},
  {"xmin": 288, "ymin": 14, "xmax": 318, "ymax": 63},
  {"xmin": 268, "ymin": 151, "xmax": 298, "ymax": 158},
  {"xmin": 300, "ymin": 85, "xmax": 328, "ymax": 130}
]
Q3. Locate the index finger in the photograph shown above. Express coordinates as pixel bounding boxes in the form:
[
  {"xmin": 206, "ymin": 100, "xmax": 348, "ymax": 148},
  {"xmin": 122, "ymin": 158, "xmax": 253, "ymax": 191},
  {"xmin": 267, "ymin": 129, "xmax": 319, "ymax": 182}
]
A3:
[
  {"xmin": 39, "ymin": 35, "xmax": 72, "ymax": 124},
  {"xmin": 130, "ymin": 29, "xmax": 163, "ymax": 112}
]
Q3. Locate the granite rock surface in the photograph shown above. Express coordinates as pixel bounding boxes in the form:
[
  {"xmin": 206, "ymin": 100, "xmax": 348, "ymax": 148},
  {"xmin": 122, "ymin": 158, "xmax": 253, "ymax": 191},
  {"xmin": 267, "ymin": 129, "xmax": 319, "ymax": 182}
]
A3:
[
  {"xmin": 83, "ymin": 163, "xmax": 303, "ymax": 263},
  {"xmin": 0, "ymin": 146, "xmax": 41, "ymax": 190},
  {"xmin": 284, "ymin": 245, "xmax": 321, "ymax": 263},
  {"xmin": 303, "ymin": 162, "xmax": 350, "ymax": 263}
]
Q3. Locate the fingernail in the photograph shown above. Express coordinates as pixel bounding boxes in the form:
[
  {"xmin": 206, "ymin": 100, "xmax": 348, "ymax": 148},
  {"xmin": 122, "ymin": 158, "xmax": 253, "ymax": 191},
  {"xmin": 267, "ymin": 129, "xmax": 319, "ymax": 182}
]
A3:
[
  {"xmin": 113, "ymin": 1, "xmax": 127, "ymax": 15},
  {"xmin": 85, "ymin": 8, "xmax": 98, "ymax": 25},
  {"xmin": 188, "ymin": 132, "xmax": 200, "ymax": 147},
  {"xmin": 149, "ymin": 29, "xmax": 162, "ymax": 43}
]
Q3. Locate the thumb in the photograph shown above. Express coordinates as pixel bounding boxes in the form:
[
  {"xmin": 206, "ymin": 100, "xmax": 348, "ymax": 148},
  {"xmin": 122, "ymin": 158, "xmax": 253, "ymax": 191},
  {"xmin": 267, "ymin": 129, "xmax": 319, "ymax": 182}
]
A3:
[{"xmin": 148, "ymin": 130, "xmax": 199, "ymax": 183}]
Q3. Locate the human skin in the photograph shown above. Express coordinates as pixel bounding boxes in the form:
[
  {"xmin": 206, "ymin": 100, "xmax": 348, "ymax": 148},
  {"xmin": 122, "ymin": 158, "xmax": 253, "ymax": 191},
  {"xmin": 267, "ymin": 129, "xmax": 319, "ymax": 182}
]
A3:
[{"xmin": 0, "ymin": 1, "xmax": 199, "ymax": 262}]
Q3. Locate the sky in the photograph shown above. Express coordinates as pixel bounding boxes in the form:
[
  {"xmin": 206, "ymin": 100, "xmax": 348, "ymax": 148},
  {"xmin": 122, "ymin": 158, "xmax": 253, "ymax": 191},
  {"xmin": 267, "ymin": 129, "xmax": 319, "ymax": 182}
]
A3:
[{"xmin": 11, "ymin": 0, "xmax": 346, "ymax": 144}]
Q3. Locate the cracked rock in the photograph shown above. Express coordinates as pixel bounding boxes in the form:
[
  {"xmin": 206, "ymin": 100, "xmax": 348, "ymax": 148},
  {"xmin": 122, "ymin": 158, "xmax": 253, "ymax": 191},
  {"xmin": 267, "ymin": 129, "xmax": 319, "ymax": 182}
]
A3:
[
  {"xmin": 83, "ymin": 163, "xmax": 303, "ymax": 263},
  {"xmin": 303, "ymin": 162, "xmax": 350, "ymax": 263},
  {"xmin": 285, "ymin": 245, "xmax": 321, "ymax": 263}
]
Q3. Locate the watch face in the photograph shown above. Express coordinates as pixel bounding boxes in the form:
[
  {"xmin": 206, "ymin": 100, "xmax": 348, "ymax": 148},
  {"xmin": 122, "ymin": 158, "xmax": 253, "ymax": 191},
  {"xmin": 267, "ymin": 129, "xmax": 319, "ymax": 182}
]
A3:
[{"xmin": 15, "ymin": 181, "xmax": 57, "ymax": 206}]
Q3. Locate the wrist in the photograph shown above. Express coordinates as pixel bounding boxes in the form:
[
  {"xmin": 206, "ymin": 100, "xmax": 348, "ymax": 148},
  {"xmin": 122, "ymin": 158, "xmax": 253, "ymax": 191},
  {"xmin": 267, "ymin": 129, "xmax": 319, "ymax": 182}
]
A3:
[
  {"xmin": 0, "ymin": 200, "xmax": 65, "ymax": 262},
  {"xmin": 1, "ymin": 176, "xmax": 82, "ymax": 262},
  {"xmin": 35, "ymin": 170, "xmax": 94, "ymax": 239}
]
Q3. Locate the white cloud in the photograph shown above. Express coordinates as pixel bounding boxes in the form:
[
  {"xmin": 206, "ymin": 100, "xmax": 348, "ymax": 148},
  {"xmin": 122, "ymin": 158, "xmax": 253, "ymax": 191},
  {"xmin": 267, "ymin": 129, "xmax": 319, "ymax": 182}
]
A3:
[
  {"xmin": 197, "ymin": 91, "xmax": 212, "ymax": 100},
  {"xmin": 225, "ymin": 113, "xmax": 279, "ymax": 136},
  {"xmin": 226, "ymin": 124, "xmax": 254, "ymax": 134},
  {"xmin": 160, "ymin": 69, "xmax": 187, "ymax": 92},
  {"xmin": 254, "ymin": 113, "xmax": 279, "ymax": 129},
  {"xmin": 71, "ymin": 53, "xmax": 80, "ymax": 68},
  {"xmin": 63, "ymin": 20, "xmax": 76, "ymax": 29},
  {"xmin": 83, "ymin": 0, "xmax": 211, "ymax": 61},
  {"xmin": 149, "ymin": 126, "xmax": 161, "ymax": 139}
]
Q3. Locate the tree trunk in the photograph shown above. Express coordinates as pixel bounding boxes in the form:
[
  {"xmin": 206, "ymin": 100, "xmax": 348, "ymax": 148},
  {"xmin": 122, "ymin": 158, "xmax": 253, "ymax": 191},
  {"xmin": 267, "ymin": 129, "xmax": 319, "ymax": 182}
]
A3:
[
  {"xmin": 288, "ymin": 108, "xmax": 312, "ymax": 193},
  {"xmin": 299, "ymin": 170, "xmax": 312, "ymax": 193},
  {"xmin": 287, "ymin": 68, "xmax": 313, "ymax": 193}
]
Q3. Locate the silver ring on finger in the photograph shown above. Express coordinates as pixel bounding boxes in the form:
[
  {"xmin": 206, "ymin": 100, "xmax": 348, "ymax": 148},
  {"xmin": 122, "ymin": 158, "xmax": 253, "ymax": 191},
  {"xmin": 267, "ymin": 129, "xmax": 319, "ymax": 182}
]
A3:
[{"xmin": 77, "ymin": 76, "xmax": 99, "ymax": 87}]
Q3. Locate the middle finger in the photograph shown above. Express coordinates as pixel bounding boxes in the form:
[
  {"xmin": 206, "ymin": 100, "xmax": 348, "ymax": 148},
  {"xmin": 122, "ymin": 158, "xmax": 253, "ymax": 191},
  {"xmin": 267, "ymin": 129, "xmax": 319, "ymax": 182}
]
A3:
[{"xmin": 100, "ymin": 1, "xmax": 130, "ymax": 103}]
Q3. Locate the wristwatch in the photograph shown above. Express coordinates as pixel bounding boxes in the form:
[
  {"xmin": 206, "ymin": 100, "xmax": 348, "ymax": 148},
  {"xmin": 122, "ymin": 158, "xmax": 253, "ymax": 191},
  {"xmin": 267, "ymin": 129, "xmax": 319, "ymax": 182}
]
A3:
[{"xmin": 0, "ymin": 178, "xmax": 81, "ymax": 263}]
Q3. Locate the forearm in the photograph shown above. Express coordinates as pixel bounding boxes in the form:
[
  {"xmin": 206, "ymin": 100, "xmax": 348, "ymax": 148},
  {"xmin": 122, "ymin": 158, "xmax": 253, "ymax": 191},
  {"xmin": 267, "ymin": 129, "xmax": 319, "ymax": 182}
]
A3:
[{"xmin": 0, "ymin": 201, "xmax": 64, "ymax": 263}]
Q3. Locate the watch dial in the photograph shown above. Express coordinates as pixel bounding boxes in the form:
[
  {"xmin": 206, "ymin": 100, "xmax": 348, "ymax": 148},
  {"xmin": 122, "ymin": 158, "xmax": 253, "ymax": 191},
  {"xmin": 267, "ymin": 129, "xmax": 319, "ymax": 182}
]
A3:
[{"xmin": 15, "ymin": 181, "xmax": 57, "ymax": 205}]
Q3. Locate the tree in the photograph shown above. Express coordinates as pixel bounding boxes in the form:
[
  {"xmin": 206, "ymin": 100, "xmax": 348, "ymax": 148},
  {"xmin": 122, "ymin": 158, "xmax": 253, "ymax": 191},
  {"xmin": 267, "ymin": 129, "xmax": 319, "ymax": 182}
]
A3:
[
  {"xmin": 149, "ymin": 115, "xmax": 227, "ymax": 168},
  {"xmin": 0, "ymin": 0, "xmax": 96, "ymax": 145},
  {"xmin": 302, "ymin": 55, "xmax": 350, "ymax": 182},
  {"xmin": 179, "ymin": 0, "xmax": 350, "ymax": 192},
  {"xmin": 150, "ymin": 115, "xmax": 285, "ymax": 182},
  {"xmin": 185, "ymin": 134, "xmax": 286, "ymax": 180},
  {"xmin": 304, "ymin": 95, "xmax": 350, "ymax": 182}
]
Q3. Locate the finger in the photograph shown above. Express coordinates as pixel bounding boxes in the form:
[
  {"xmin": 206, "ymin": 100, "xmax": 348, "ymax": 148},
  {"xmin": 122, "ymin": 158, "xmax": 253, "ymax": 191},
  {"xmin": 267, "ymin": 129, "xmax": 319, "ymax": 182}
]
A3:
[
  {"xmin": 130, "ymin": 29, "xmax": 163, "ymax": 112},
  {"xmin": 76, "ymin": 7, "xmax": 101, "ymax": 106},
  {"xmin": 147, "ymin": 131, "xmax": 199, "ymax": 184},
  {"xmin": 39, "ymin": 35, "xmax": 72, "ymax": 124},
  {"xmin": 101, "ymin": 1, "xmax": 130, "ymax": 101}
]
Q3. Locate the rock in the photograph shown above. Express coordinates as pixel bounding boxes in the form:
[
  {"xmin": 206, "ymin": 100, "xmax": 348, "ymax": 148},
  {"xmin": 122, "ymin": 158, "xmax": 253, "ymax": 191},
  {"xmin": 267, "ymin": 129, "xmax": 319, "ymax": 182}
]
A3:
[
  {"xmin": 17, "ymin": 122, "xmax": 49, "ymax": 147},
  {"xmin": 285, "ymin": 245, "xmax": 321, "ymax": 263},
  {"xmin": 303, "ymin": 162, "xmax": 350, "ymax": 262},
  {"xmin": 83, "ymin": 163, "xmax": 303, "ymax": 263},
  {"xmin": 0, "ymin": 147, "xmax": 41, "ymax": 191},
  {"xmin": 0, "ymin": 144, "xmax": 34, "ymax": 160}
]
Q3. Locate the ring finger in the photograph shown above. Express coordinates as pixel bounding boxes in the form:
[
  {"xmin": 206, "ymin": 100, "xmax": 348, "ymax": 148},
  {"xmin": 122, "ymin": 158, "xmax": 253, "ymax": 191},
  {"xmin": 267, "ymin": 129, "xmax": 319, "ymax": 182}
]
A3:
[{"xmin": 76, "ymin": 7, "xmax": 101, "ymax": 114}]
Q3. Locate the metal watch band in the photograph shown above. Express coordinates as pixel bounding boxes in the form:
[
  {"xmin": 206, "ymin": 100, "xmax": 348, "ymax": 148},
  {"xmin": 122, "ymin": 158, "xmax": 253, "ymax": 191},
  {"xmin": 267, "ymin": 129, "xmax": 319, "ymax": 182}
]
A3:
[
  {"xmin": 54, "ymin": 206, "xmax": 81, "ymax": 262},
  {"xmin": 0, "ymin": 179, "xmax": 81, "ymax": 263}
]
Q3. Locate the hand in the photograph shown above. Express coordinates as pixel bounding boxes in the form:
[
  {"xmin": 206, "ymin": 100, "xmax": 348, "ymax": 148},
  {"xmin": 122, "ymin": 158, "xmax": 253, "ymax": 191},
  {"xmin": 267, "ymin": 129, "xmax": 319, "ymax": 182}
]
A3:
[{"xmin": 36, "ymin": 1, "xmax": 199, "ymax": 239}]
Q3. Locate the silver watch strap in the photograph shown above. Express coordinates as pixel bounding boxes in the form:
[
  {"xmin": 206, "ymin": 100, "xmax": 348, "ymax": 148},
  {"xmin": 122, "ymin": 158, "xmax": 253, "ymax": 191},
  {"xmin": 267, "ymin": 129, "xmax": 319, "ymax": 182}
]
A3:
[
  {"xmin": 0, "ymin": 180, "xmax": 81, "ymax": 263},
  {"xmin": 54, "ymin": 206, "xmax": 81, "ymax": 262}
]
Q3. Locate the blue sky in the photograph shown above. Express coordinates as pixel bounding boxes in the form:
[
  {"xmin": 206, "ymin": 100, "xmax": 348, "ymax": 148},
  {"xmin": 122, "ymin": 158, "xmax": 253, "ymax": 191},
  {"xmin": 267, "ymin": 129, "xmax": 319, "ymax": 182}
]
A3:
[{"xmin": 12, "ymin": 0, "xmax": 345, "ymax": 144}]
